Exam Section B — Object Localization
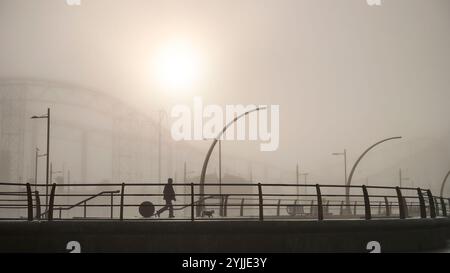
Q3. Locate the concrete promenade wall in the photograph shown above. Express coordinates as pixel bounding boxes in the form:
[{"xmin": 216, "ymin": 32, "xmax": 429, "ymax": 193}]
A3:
[{"xmin": 0, "ymin": 218, "xmax": 449, "ymax": 253}]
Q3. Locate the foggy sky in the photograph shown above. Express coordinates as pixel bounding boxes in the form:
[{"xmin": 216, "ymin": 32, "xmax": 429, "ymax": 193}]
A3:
[{"xmin": 0, "ymin": 0, "xmax": 449, "ymax": 192}]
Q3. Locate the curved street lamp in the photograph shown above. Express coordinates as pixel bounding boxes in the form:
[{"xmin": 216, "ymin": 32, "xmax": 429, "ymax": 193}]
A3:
[
  {"xmin": 439, "ymin": 170, "xmax": 450, "ymax": 198},
  {"xmin": 197, "ymin": 107, "xmax": 266, "ymax": 216},
  {"xmin": 345, "ymin": 136, "xmax": 402, "ymax": 213}
]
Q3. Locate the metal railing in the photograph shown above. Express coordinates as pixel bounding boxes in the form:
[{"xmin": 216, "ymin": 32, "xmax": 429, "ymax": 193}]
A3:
[
  {"xmin": 52, "ymin": 190, "xmax": 120, "ymax": 219},
  {"xmin": 0, "ymin": 182, "xmax": 448, "ymax": 222}
]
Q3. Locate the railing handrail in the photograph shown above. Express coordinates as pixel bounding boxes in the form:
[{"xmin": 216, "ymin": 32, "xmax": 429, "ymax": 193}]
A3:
[
  {"xmin": 174, "ymin": 194, "xmax": 222, "ymax": 211},
  {"xmin": 59, "ymin": 190, "xmax": 120, "ymax": 211},
  {"xmin": 38, "ymin": 190, "xmax": 120, "ymax": 219},
  {"xmin": 0, "ymin": 181, "xmax": 431, "ymax": 191},
  {"xmin": 1, "ymin": 182, "xmax": 449, "ymax": 222}
]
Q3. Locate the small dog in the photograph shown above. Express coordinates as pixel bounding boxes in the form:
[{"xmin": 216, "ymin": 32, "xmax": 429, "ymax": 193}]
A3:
[{"xmin": 201, "ymin": 210, "xmax": 215, "ymax": 218}]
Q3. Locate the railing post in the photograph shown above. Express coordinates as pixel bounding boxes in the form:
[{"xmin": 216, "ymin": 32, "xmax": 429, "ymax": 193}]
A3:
[
  {"xmin": 240, "ymin": 198, "xmax": 245, "ymax": 217},
  {"xmin": 219, "ymin": 195, "xmax": 223, "ymax": 217},
  {"xmin": 110, "ymin": 192, "xmax": 114, "ymax": 219},
  {"xmin": 427, "ymin": 190, "xmax": 436, "ymax": 218},
  {"xmin": 35, "ymin": 191, "xmax": 41, "ymax": 220},
  {"xmin": 417, "ymin": 188, "xmax": 427, "ymax": 218},
  {"xmin": 59, "ymin": 208, "xmax": 62, "ymax": 219},
  {"xmin": 26, "ymin": 183, "xmax": 33, "ymax": 221},
  {"xmin": 448, "ymin": 198, "xmax": 450, "ymax": 217},
  {"xmin": 403, "ymin": 197, "xmax": 409, "ymax": 218},
  {"xmin": 224, "ymin": 195, "xmax": 229, "ymax": 217},
  {"xmin": 276, "ymin": 199, "xmax": 281, "ymax": 217},
  {"xmin": 440, "ymin": 197, "xmax": 447, "ymax": 217},
  {"xmin": 190, "ymin": 183, "xmax": 194, "ymax": 222},
  {"xmin": 120, "ymin": 183, "xmax": 125, "ymax": 221},
  {"xmin": 257, "ymin": 183, "xmax": 264, "ymax": 221},
  {"xmin": 395, "ymin": 187, "xmax": 405, "ymax": 219},
  {"xmin": 315, "ymin": 184, "xmax": 323, "ymax": 221},
  {"xmin": 340, "ymin": 200, "xmax": 344, "ymax": 216},
  {"xmin": 434, "ymin": 197, "xmax": 440, "ymax": 216},
  {"xmin": 83, "ymin": 201, "xmax": 87, "ymax": 218},
  {"xmin": 362, "ymin": 185, "xmax": 371, "ymax": 220},
  {"xmin": 48, "ymin": 183, "xmax": 56, "ymax": 221},
  {"xmin": 383, "ymin": 196, "xmax": 390, "ymax": 217}
]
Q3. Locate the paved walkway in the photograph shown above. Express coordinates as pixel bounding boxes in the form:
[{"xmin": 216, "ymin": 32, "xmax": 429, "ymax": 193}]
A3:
[{"xmin": 425, "ymin": 241, "xmax": 450, "ymax": 253}]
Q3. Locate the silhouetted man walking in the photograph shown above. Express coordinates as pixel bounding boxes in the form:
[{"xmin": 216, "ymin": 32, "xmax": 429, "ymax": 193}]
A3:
[{"xmin": 156, "ymin": 178, "xmax": 176, "ymax": 218}]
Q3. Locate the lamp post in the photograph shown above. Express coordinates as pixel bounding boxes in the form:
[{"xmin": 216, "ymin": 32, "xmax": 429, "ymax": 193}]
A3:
[
  {"xmin": 345, "ymin": 136, "xmax": 402, "ymax": 214},
  {"xmin": 31, "ymin": 108, "xmax": 50, "ymax": 211},
  {"xmin": 299, "ymin": 172, "xmax": 309, "ymax": 195},
  {"xmin": 399, "ymin": 168, "xmax": 409, "ymax": 187},
  {"xmin": 34, "ymin": 148, "xmax": 47, "ymax": 192},
  {"xmin": 198, "ymin": 107, "xmax": 266, "ymax": 216},
  {"xmin": 50, "ymin": 162, "xmax": 64, "ymax": 184},
  {"xmin": 332, "ymin": 149, "xmax": 348, "ymax": 189},
  {"xmin": 204, "ymin": 138, "xmax": 222, "ymax": 196},
  {"xmin": 156, "ymin": 109, "xmax": 171, "ymax": 195}
]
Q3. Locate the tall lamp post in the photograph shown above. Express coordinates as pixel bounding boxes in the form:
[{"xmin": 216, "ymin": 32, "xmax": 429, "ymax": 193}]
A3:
[
  {"xmin": 31, "ymin": 108, "xmax": 50, "ymax": 210},
  {"xmin": 204, "ymin": 138, "xmax": 222, "ymax": 196},
  {"xmin": 332, "ymin": 149, "xmax": 348, "ymax": 190},
  {"xmin": 34, "ymin": 148, "xmax": 47, "ymax": 192},
  {"xmin": 345, "ymin": 136, "xmax": 402, "ymax": 214},
  {"xmin": 198, "ymin": 107, "xmax": 266, "ymax": 216},
  {"xmin": 398, "ymin": 168, "xmax": 409, "ymax": 187},
  {"xmin": 50, "ymin": 162, "xmax": 64, "ymax": 185},
  {"xmin": 299, "ymin": 172, "xmax": 309, "ymax": 195}
]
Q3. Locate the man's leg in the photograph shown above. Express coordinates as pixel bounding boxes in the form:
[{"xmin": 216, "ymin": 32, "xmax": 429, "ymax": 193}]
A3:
[
  {"xmin": 168, "ymin": 200, "xmax": 174, "ymax": 218},
  {"xmin": 156, "ymin": 205, "xmax": 167, "ymax": 217}
]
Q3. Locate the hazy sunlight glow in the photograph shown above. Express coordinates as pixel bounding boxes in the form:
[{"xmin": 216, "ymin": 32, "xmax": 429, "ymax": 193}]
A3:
[{"xmin": 154, "ymin": 41, "xmax": 202, "ymax": 92}]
